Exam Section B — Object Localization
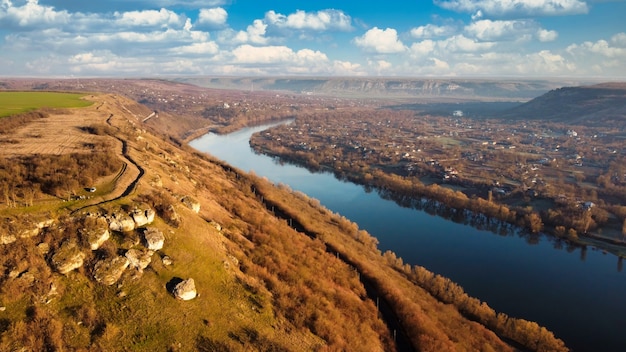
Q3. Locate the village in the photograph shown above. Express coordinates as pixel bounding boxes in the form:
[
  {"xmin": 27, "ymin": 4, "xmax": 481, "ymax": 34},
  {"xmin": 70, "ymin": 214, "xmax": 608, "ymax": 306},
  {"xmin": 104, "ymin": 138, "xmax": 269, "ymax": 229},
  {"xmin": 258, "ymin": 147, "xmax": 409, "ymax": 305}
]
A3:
[{"xmin": 250, "ymin": 106, "xmax": 626, "ymax": 243}]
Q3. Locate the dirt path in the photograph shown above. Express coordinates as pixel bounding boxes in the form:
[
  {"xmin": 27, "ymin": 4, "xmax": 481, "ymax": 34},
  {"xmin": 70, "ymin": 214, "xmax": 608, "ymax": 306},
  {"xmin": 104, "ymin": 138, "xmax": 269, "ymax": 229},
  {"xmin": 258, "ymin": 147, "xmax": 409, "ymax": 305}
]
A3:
[{"xmin": 0, "ymin": 94, "xmax": 145, "ymax": 211}]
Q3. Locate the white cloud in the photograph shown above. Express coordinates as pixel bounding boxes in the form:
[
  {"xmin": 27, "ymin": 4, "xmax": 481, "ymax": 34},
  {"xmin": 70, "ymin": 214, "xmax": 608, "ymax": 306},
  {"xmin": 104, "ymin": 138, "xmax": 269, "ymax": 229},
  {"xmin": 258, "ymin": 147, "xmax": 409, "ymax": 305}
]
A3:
[
  {"xmin": 567, "ymin": 36, "xmax": 626, "ymax": 59},
  {"xmin": 465, "ymin": 20, "xmax": 531, "ymax": 41},
  {"xmin": 0, "ymin": 0, "xmax": 70, "ymax": 29},
  {"xmin": 171, "ymin": 41, "xmax": 219, "ymax": 55},
  {"xmin": 438, "ymin": 35, "xmax": 495, "ymax": 52},
  {"xmin": 410, "ymin": 24, "xmax": 456, "ymax": 39},
  {"xmin": 264, "ymin": 9, "xmax": 352, "ymax": 31},
  {"xmin": 114, "ymin": 8, "xmax": 184, "ymax": 28},
  {"xmin": 435, "ymin": 0, "xmax": 589, "ymax": 17},
  {"xmin": 537, "ymin": 29, "xmax": 558, "ymax": 42},
  {"xmin": 611, "ymin": 32, "xmax": 626, "ymax": 46},
  {"xmin": 197, "ymin": 7, "xmax": 227, "ymax": 27},
  {"xmin": 231, "ymin": 44, "xmax": 329, "ymax": 65},
  {"xmin": 409, "ymin": 40, "xmax": 436, "ymax": 58},
  {"xmin": 354, "ymin": 27, "xmax": 406, "ymax": 54},
  {"xmin": 233, "ymin": 19, "xmax": 269, "ymax": 45},
  {"xmin": 333, "ymin": 60, "xmax": 364, "ymax": 75}
]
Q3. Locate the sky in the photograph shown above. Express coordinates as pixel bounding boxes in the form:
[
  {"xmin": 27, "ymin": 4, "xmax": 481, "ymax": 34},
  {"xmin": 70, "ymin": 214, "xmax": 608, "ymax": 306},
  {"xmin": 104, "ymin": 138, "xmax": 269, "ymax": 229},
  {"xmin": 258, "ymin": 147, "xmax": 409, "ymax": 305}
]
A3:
[{"xmin": 0, "ymin": 0, "xmax": 625, "ymax": 78}]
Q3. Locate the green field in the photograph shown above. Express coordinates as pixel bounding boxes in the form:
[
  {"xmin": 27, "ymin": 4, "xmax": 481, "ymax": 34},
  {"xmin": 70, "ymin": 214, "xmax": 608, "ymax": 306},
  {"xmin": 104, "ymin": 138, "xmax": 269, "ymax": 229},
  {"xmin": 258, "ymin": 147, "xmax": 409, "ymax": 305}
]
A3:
[{"xmin": 0, "ymin": 91, "xmax": 92, "ymax": 117}]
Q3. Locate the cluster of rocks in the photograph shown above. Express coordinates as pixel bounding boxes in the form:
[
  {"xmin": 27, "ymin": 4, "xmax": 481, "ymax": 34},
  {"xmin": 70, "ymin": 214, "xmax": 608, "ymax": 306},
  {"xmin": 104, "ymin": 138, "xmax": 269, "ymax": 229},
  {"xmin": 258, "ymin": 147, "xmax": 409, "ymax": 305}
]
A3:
[
  {"xmin": 3, "ymin": 204, "xmax": 198, "ymax": 300},
  {"xmin": 107, "ymin": 208, "xmax": 155, "ymax": 232},
  {"xmin": 49, "ymin": 206, "xmax": 163, "ymax": 287},
  {"xmin": 0, "ymin": 217, "xmax": 55, "ymax": 245}
]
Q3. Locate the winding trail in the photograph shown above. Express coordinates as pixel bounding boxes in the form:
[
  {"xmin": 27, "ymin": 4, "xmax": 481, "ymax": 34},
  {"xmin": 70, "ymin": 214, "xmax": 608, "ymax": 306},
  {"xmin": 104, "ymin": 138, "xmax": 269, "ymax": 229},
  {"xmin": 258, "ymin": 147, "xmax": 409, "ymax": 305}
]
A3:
[{"xmin": 69, "ymin": 99, "xmax": 145, "ymax": 213}]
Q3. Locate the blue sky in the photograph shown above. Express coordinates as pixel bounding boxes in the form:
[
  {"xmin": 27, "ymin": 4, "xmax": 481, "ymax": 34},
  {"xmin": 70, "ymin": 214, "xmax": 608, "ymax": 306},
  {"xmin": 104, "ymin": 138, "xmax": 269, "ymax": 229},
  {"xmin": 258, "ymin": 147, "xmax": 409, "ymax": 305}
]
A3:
[{"xmin": 0, "ymin": 0, "xmax": 624, "ymax": 78}]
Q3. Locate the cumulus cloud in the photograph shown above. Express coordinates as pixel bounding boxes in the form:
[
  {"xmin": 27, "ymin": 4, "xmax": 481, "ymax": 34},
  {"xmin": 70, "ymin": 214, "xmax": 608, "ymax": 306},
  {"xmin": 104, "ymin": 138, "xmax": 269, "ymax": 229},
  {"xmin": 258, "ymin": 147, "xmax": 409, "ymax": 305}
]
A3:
[
  {"xmin": 567, "ymin": 33, "xmax": 626, "ymax": 59},
  {"xmin": 171, "ymin": 41, "xmax": 219, "ymax": 55},
  {"xmin": 197, "ymin": 7, "xmax": 227, "ymax": 27},
  {"xmin": 438, "ymin": 34, "xmax": 495, "ymax": 52},
  {"xmin": 231, "ymin": 44, "xmax": 328, "ymax": 65},
  {"xmin": 0, "ymin": 0, "xmax": 70, "ymax": 29},
  {"xmin": 434, "ymin": 0, "xmax": 589, "ymax": 17},
  {"xmin": 231, "ymin": 19, "xmax": 269, "ymax": 45},
  {"xmin": 410, "ymin": 24, "xmax": 456, "ymax": 39},
  {"xmin": 114, "ymin": 8, "xmax": 185, "ymax": 28},
  {"xmin": 537, "ymin": 29, "xmax": 558, "ymax": 42},
  {"xmin": 465, "ymin": 19, "xmax": 534, "ymax": 41},
  {"xmin": 354, "ymin": 27, "xmax": 406, "ymax": 54},
  {"xmin": 409, "ymin": 40, "xmax": 436, "ymax": 58},
  {"xmin": 264, "ymin": 9, "xmax": 352, "ymax": 31}
]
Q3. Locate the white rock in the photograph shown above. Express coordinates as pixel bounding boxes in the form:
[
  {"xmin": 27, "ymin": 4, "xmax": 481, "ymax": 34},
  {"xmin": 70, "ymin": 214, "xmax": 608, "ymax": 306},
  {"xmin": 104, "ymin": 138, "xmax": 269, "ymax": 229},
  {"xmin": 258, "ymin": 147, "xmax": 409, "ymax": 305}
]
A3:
[
  {"xmin": 51, "ymin": 241, "xmax": 85, "ymax": 275},
  {"xmin": 125, "ymin": 248, "xmax": 153, "ymax": 270},
  {"xmin": 143, "ymin": 227, "xmax": 164, "ymax": 251},
  {"xmin": 173, "ymin": 278, "xmax": 197, "ymax": 300},
  {"xmin": 93, "ymin": 256, "xmax": 130, "ymax": 286}
]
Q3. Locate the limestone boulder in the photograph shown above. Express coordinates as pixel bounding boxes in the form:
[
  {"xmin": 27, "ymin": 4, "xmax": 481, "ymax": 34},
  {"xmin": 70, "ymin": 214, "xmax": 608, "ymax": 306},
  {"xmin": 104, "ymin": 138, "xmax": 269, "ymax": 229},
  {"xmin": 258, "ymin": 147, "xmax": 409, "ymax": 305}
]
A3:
[
  {"xmin": 51, "ymin": 241, "xmax": 85, "ymax": 274},
  {"xmin": 162, "ymin": 204, "xmax": 180, "ymax": 227},
  {"xmin": 81, "ymin": 224, "xmax": 110, "ymax": 251},
  {"xmin": 181, "ymin": 196, "xmax": 200, "ymax": 213},
  {"xmin": 173, "ymin": 278, "xmax": 197, "ymax": 300},
  {"xmin": 125, "ymin": 248, "xmax": 153, "ymax": 270},
  {"xmin": 108, "ymin": 212, "xmax": 135, "ymax": 232},
  {"xmin": 93, "ymin": 256, "xmax": 130, "ymax": 286},
  {"xmin": 132, "ymin": 208, "xmax": 155, "ymax": 228},
  {"xmin": 143, "ymin": 227, "xmax": 164, "ymax": 251}
]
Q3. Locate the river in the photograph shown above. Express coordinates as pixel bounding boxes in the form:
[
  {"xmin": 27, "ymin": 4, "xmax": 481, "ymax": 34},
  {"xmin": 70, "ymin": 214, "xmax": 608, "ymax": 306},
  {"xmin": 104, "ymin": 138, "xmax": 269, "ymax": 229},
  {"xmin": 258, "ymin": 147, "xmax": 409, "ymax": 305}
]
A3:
[{"xmin": 190, "ymin": 122, "xmax": 626, "ymax": 352}]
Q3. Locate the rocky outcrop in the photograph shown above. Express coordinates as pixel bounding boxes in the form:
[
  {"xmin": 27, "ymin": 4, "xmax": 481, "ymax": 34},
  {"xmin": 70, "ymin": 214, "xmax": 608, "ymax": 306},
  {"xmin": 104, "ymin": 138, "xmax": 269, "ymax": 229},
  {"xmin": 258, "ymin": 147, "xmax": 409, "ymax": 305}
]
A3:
[
  {"xmin": 143, "ymin": 227, "xmax": 164, "ymax": 251},
  {"xmin": 93, "ymin": 256, "xmax": 130, "ymax": 285},
  {"xmin": 51, "ymin": 241, "xmax": 85, "ymax": 275},
  {"xmin": 131, "ymin": 207, "xmax": 156, "ymax": 227},
  {"xmin": 108, "ymin": 212, "xmax": 135, "ymax": 232},
  {"xmin": 81, "ymin": 219, "xmax": 110, "ymax": 250},
  {"xmin": 181, "ymin": 196, "xmax": 200, "ymax": 213},
  {"xmin": 162, "ymin": 204, "xmax": 180, "ymax": 227},
  {"xmin": 125, "ymin": 248, "xmax": 153, "ymax": 271},
  {"xmin": 172, "ymin": 278, "xmax": 197, "ymax": 300}
]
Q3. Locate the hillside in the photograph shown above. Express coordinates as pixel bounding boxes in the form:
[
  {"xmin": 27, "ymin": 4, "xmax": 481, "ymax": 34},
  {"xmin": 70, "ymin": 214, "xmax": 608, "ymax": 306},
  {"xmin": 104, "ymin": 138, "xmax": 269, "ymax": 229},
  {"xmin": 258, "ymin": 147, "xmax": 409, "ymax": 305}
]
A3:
[
  {"xmin": 176, "ymin": 76, "xmax": 587, "ymax": 101},
  {"xmin": 501, "ymin": 82, "xmax": 626, "ymax": 124},
  {"xmin": 0, "ymin": 91, "xmax": 567, "ymax": 351}
]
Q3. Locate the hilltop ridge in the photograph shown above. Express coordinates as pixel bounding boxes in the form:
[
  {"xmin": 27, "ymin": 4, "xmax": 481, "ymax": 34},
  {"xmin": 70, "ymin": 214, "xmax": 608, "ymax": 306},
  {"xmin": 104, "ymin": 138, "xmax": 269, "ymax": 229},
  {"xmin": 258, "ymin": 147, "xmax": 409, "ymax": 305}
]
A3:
[
  {"xmin": 176, "ymin": 76, "xmax": 590, "ymax": 101},
  {"xmin": 500, "ymin": 82, "xmax": 626, "ymax": 124}
]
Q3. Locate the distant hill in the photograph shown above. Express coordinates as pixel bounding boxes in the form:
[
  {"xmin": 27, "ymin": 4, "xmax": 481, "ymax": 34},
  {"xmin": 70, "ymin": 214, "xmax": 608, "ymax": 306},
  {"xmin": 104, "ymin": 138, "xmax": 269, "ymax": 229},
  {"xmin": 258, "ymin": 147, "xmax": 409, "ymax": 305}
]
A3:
[
  {"xmin": 176, "ymin": 77, "xmax": 586, "ymax": 101},
  {"xmin": 500, "ymin": 82, "xmax": 626, "ymax": 124}
]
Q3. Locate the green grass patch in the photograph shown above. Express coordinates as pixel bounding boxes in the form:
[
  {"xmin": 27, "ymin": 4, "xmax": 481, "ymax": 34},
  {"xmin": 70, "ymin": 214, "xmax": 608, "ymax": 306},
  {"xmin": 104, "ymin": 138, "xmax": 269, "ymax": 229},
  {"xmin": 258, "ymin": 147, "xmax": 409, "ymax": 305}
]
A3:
[{"xmin": 0, "ymin": 91, "xmax": 92, "ymax": 117}]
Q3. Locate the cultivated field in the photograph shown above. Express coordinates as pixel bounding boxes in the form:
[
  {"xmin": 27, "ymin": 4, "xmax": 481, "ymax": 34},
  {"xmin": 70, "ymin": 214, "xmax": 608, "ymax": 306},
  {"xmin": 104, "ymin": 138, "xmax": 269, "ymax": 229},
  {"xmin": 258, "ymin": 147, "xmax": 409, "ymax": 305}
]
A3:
[{"xmin": 0, "ymin": 91, "xmax": 92, "ymax": 117}]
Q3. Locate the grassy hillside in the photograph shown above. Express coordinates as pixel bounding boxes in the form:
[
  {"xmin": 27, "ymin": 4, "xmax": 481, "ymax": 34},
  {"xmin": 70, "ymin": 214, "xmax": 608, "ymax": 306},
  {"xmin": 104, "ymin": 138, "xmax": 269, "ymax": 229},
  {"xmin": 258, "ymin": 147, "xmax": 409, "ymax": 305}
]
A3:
[
  {"xmin": 501, "ymin": 83, "xmax": 626, "ymax": 124},
  {"xmin": 0, "ymin": 92, "xmax": 567, "ymax": 351}
]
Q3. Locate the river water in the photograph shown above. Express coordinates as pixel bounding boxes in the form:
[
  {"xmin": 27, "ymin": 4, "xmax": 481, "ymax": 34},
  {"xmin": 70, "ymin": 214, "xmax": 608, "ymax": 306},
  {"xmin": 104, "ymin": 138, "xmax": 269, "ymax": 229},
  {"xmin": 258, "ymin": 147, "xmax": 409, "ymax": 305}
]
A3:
[{"xmin": 190, "ymin": 122, "xmax": 626, "ymax": 352}]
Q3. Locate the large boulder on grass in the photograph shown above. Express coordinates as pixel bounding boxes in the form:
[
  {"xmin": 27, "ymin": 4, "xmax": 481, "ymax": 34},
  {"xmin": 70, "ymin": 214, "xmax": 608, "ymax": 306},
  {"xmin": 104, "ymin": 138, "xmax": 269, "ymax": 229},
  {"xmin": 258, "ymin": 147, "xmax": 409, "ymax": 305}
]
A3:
[
  {"xmin": 93, "ymin": 256, "xmax": 130, "ymax": 286},
  {"xmin": 132, "ymin": 207, "xmax": 156, "ymax": 227},
  {"xmin": 143, "ymin": 227, "xmax": 164, "ymax": 251},
  {"xmin": 125, "ymin": 248, "xmax": 153, "ymax": 271},
  {"xmin": 81, "ymin": 219, "xmax": 110, "ymax": 251},
  {"xmin": 108, "ymin": 212, "xmax": 135, "ymax": 232},
  {"xmin": 51, "ymin": 241, "xmax": 85, "ymax": 274},
  {"xmin": 173, "ymin": 278, "xmax": 197, "ymax": 300},
  {"xmin": 181, "ymin": 196, "xmax": 200, "ymax": 213}
]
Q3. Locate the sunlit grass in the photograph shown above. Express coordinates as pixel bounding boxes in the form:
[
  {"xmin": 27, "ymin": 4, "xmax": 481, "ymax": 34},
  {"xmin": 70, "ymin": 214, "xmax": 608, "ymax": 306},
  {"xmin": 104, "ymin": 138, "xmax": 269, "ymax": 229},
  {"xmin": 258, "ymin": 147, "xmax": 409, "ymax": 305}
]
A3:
[{"xmin": 0, "ymin": 91, "xmax": 92, "ymax": 117}]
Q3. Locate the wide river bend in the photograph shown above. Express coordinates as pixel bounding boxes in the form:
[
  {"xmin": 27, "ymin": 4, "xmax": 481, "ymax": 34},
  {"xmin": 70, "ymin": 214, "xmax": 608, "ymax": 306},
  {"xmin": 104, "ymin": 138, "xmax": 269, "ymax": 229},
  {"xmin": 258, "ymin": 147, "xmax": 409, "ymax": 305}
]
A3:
[{"xmin": 190, "ymin": 122, "xmax": 626, "ymax": 352}]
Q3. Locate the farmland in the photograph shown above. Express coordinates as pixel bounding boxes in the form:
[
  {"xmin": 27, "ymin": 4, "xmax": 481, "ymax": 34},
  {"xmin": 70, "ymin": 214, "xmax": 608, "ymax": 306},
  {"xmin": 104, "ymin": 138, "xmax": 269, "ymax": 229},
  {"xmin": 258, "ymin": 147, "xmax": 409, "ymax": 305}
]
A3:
[{"xmin": 0, "ymin": 91, "xmax": 92, "ymax": 117}]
